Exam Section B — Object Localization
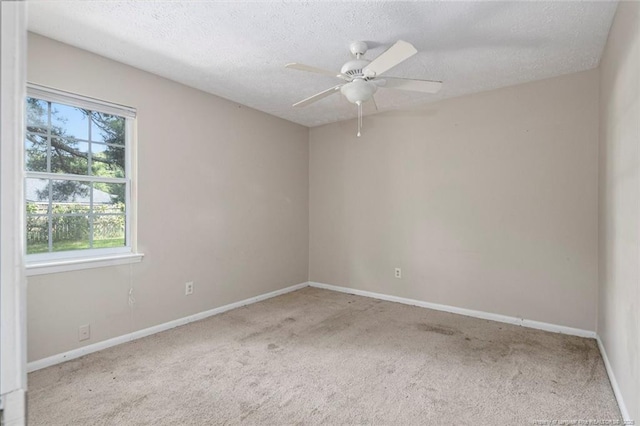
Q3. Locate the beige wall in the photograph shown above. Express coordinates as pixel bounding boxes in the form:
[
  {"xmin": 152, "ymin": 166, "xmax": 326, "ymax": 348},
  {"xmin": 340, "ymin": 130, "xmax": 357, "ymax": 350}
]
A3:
[
  {"xmin": 598, "ymin": 1, "xmax": 640, "ymax": 420},
  {"xmin": 26, "ymin": 34, "xmax": 309, "ymax": 362},
  {"xmin": 310, "ymin": 69, "xmax": 600, "ymax": 331}
]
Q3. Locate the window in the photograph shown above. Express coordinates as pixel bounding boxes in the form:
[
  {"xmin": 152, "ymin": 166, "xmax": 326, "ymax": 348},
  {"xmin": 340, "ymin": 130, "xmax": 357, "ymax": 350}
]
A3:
[{"xmin": 25, "ymin": 84, "xmax": 141, "ymax": 273}]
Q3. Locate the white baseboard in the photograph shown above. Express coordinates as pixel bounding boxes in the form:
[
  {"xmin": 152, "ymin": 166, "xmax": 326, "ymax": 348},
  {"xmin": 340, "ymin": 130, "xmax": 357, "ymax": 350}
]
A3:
[
  {"xmin": 596, "ymin": 336, "xmax": 632, "ymax": 422},
  {"xmin": 28, "ymin": 280, "xmax": 598, "ymax": 369},
  {"xmin": 0, "ymin": 389, "xmax": 27, "ymax": 426},
  {"xmin": 28, "ymin": 280, "xmax": 630, "ymax": 421},
  {"xmin": 309, "ymin": 282, "xmax": 597, "ymax": 339},
  {"xmin": 27, "ymin": 282, "xmax": 309, "ymax": 373}
]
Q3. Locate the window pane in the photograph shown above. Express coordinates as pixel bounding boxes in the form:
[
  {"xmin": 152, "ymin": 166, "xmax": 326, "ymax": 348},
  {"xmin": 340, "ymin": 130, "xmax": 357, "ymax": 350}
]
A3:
[
  {"xmin": 93, "ymin": 214, "xmax": 125, "ymax": 248},
  {"xmin": 26, "ymin": 98, "xmax": 48, "ymax": 134},
  {"xmin": 91, "ymin": 112, "xmax": 125, "ymax": 145},
  {"xmin": 25, "ymin": 133, "xmax": 48, "ymax": 172},
  {"xmin": 93, "ymin": 182, "xmax": 126, "ymax": 212},
  {"xmin": 91, "ymin": 144, "xmax": 125, "ymax": 178},
  {"xmin": 51, "ymin": 215, "xmax": 90, "ymax": 252},
  {"xmin": 25, "ymin": 92, "xmax": 132, "ymax": 258},
  {"xmin": 50, "ymin": 137, "xmax": 89, "ymax": 175},
  {"xmin": 51, "ymin": 102, "xmax": 89, "ymax": 141},
  {"xmin": 26, "ymin": 215, "xmax": 49, "ymax": 254},
  {"xmin": 26, "ymin": 178, "xmax": 50, "ymax": 214},
  {"xmin": 51, "ymin": 179, "xmax": 92, "ymax": 214}
]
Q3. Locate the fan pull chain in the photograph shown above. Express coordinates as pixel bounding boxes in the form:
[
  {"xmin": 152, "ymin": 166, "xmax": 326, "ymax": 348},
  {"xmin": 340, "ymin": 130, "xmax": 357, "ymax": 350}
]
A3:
[{"xmin": 357, "ymin": 101, "xmax": 362, "ymax": 137}]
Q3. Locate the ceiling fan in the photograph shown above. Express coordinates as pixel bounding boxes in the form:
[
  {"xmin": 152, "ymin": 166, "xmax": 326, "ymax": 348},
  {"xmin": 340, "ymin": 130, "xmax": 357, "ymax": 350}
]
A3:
[{"xmin": 286, "ymin": 40, "xmax": 442, "ymax": 136}]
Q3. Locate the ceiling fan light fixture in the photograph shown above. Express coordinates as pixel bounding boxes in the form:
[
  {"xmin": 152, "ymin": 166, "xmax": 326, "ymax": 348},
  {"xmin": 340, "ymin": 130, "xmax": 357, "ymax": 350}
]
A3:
[
  {"xmin": 340, "ymin": 79, "xmax": 377, "ymax": 137},
  {"xmin": 340, "ymin": 79, "xmax": 377, "ymax": 104}
]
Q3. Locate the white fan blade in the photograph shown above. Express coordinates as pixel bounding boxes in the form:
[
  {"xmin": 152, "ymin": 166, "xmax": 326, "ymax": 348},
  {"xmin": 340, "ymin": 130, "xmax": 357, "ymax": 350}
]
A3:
[
  {"xmin": 293, "ymin": 85, "xmax": 343, "ymax": 107},
  {"xmin": 381, "ymin": 77, "xmax": 442, "ymax": 94},
  {"xmin": 286, "ymin": 63, "xmax": 350, "ymax": 81},
  {"xmin": 362, "ymin": 40, "xmax": 417, "ymax": 77}
]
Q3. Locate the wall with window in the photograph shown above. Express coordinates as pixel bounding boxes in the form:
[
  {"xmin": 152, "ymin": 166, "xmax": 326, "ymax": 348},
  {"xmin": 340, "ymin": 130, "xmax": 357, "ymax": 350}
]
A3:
[
  {"xmin": 26, "ymin": 33, "xmax": 309, "ymax": 361},
  {"xmin": 309, "ymin": 69, "xmax": 599, "ymax": 331}
]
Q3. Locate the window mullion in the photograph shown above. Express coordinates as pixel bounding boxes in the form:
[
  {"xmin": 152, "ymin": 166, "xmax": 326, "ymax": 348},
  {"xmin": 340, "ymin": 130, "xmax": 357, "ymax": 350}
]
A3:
[
  {"xmin": 24, "ymin": 171, "xmax": 126, "ymax": 184},
  {"xmin": 46, "ymin": 101, "xmax": 51, "ymax": 173},
  {"xmin": 89, "ymin": 184, "xmax": 94, "ymax": 249},
  {"xmin": 47, "ymin": 179, "xmax": 53, "ymax": 253},
  {"xmin": 88, "ymin": 110, "xmax": 93, "ymax": 178}
]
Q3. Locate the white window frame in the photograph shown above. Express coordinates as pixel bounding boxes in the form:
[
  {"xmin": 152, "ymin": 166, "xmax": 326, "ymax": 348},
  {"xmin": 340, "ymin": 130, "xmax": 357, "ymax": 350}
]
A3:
[{"xmin": 25, "ymin": 84, "xmax": 142, "ymax": 275}]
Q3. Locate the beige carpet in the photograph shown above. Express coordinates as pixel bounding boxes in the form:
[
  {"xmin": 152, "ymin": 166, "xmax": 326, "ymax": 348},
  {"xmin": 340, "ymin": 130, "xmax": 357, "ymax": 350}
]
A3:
[{"xmin": 28, "ymin": 287, "xmax": 621, "ymax": 425}]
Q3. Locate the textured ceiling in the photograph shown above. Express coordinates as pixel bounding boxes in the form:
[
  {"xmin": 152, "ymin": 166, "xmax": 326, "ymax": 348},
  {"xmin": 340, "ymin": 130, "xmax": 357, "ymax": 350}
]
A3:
[{"xmin": 27, "ymin": 1, "xmax": 618, "ymax": 127}]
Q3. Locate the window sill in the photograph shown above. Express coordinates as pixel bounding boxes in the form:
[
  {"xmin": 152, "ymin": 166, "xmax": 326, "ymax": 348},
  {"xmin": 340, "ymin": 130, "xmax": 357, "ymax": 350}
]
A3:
[{"xmin": 26, "ymin": 253, "xmax": 144, "ymax": 276}]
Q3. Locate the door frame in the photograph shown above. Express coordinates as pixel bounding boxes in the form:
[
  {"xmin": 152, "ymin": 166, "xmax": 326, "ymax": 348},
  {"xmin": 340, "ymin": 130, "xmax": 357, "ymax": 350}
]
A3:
[{"xmin": 1, "ymin": 1, "xmax": 28, "ymax": 424}]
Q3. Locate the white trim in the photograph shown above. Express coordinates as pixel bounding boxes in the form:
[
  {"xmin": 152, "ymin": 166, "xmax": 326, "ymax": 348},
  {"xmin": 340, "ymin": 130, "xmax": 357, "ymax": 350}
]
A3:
[
  {"xmin": 27, "ymin": 246, "xmax": 132, "ymax": 263},
  {"xmin": 26, "ymin": 252, "xmax": 144, "ymax": 276},
  {"xmin": 27, "ymin": 282, "xmax": 308, "ymax": 372},
  {"xmin": 0, "ymin": 389, "xmax": 26, "ymax": 426},
  {"xmin": 124, "ymin": 117, "xmax": 134, "ymax": 251},
  {"xmin": 596, "ymin": 336, "xmax": 632, "ymax": 422},
  {"xmin": 1, "ymin": 0, "xmax": 28, "ymax": 409},
  {"xmin": 309, "ymin": 282, "xmax": 597, "ymax": 338},
  {"xmin": 129, "ymin": 117, "xmax": 139, "ymax": 253},
  {"xmin": 27, "ymin": 83, "xmax": 136, "ymax": 118}
]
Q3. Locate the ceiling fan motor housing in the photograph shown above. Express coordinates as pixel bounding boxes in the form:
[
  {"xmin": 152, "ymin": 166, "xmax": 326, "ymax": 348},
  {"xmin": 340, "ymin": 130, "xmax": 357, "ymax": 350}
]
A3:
[
  {"xmin": 340, "ymin": 59, "xmax": 370, "ymax": 78},
  {"xmin": 340, "ymin": 79, "xmax": 377, "ymax": 104}
]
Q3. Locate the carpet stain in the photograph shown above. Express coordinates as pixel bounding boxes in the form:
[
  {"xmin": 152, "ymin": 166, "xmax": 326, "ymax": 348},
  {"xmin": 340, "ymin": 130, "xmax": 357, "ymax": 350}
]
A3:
[
  {"xmin": 267, "ymin": 343, "xmax": 279, "ymax": 350},
  {"xmin": 238, "ymin": 323, "xmax": 284, "ymax": 342},
  {"xmin": 307, "ymin": 311, "xmax": 354, "ymax": 335},
  {"xmin": 109, "ymin": 394, "xmax": 149, "ymax": 417},
  {"xmin": 417, "ymin": 323, "xmax": 458, "ymax": 336},
  {"xmin": 279, "ymin": 397, "xmax": 294, "ymax": 408},
  {"xmin": 562, "ymin": 338, "xmax": 593, "ymax": 357}
]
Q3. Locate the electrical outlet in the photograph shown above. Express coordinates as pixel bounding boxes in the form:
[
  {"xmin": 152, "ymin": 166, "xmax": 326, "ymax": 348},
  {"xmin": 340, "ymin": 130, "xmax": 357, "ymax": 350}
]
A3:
[
  {"xmin": 185, "ymin": 281, "xmax": 194, "ymax": 295},
  {"xmin": 78, "ymin": 324, "xmax": 90, "ymax": 341},
  {"xmin": 395, "ymin": 268, "xmax": 402, "ymax": 279}
]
